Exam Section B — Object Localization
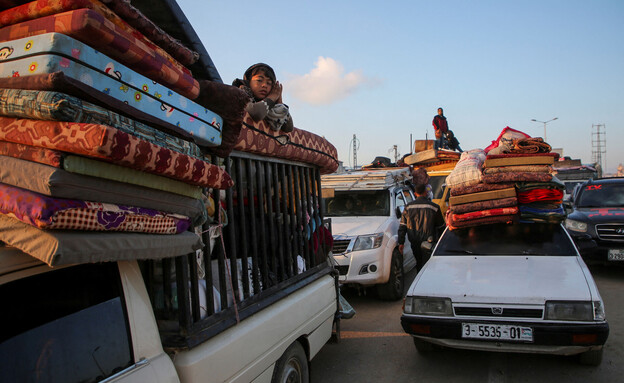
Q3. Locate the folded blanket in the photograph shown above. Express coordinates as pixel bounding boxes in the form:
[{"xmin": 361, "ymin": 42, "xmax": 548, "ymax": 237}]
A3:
[
  {"xmin": 482, "ymin": 172, "xmax": 553, "ymax": 184},
  {"xmin": 507, "ymin": 137, "xmax": 552, "ymax": 154},
  {"xmin": 447, "ymin": 213, "xmax": 519, "ymax": 230},
  {"xmin": 449, "ymin": 196, "xmax": 518, "ymax": 215},
  {"xmin": 517, "ymin": 188, "xmax": 564, "ymax": 204},
  {"xmin": 0, "ymin": 182, "xmax": 191, "ymax": 233},
  {"xmin": 518, "ymin": 204, "xmax": 566, "ymax": 224},
  {"xmin": 452, "ymin": 206, "xmax": 519, "ymax": 222},
  {"xmin": 486, "ymin": 152, "xmax": 560, "ymax": 160},
  {"xmin": 0, "ymin": 117, "xmax": 233, "ymax": 189},
  {"xmin": 0, "ymin": 88, "xmax": 205, "ymax": 158},
  {"xmin": 515, "ymin": 178, "xmax": 565, "ymax": 192},
  {"xmin": 445, "ymin": 149, "xmax": 485, "ymax": 189},
  {"xmin": 0, "ymin": 140, "xmax": 62, "ymax": 167},
  {"xmin": 482, "ymin": 165, "xmax": 552, "ymax": 175},
  {"xmin": 450, "ymin": 182, "xmax": 515, "ymax": 197}
]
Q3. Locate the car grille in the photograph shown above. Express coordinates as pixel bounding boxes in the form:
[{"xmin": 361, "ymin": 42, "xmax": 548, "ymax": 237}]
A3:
[
  {"xmin": 596, "ymin": 224, "xmax": 624, "ymax": 242},
  {"xmin": 454, "ymin": 307, "xmax": 543, "ymax": 319},
  {"xmin": 335, "ymin": 265, "xmax": 349, "ymax": 275},
  {"xmin": 332, "ymin": 239, "xmax": 352, "ymax": 254}
]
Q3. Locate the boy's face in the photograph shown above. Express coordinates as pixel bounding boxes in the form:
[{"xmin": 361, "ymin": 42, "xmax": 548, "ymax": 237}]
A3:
[{"xmin": 249, "ymin": 71, "xmax": 273, "ymax": 99}]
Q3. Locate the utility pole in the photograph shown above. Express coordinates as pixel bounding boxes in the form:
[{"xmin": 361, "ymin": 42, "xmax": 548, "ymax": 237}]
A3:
[
  {"xmin": 352, "ymin": 134, "xmax": 357, "ymax": 169},
  {"xmin": 591, "ymin": 124, "xmax": 606, "ymax": 174}
]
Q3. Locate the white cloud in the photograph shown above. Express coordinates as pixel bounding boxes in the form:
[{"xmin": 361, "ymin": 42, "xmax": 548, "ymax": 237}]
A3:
[{"xmin": 286, "ymin": 57, "xmax": 376, "ymax": 105}]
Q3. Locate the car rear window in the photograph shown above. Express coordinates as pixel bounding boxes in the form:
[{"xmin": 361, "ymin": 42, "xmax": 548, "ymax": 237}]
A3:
[{"xmin": 435, "ymin": 223, "xmax": 577, "ymax": 256}]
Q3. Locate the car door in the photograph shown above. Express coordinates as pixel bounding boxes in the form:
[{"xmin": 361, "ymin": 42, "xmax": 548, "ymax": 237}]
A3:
[{"xmin": 0, "ymin": 259, "xmax": 179, "ymax": 383}]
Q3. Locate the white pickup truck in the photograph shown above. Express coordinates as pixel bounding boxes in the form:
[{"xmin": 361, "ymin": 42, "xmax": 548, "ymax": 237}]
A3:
[
  {"xmin": 0, "ymin": 152, "xmax": 339, "ymax": 383},
  {"xmin": 321, "ymin": 168, "xmax": 417, "ymax": 300}
]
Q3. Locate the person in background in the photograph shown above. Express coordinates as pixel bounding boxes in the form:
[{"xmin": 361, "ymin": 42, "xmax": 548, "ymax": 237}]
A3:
[
  {"xmin": 412, "ymin": 167, "xmax": 434, "ymax": 200},
  {"xmin": 432, "ymin": 107, "xmax": 462, "ymax": 152},
  {"xmin": 398, "ymin": 184, "xmax": 444, "ymax": 272},
  {"xmin": 232, "ymin": 63, "xmax": 293, "ymax": 132},
  {"xmin": 432, "ymin": 107, "xmax": 448, "ymax": 150}
]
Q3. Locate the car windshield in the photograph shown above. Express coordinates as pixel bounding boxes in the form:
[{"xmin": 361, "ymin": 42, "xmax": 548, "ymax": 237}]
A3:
[
  {"xmin": 435, "ymin": 223, "xmax": 577, "ymax": 256},
  {"xmin": 576, "ymin": 183, "xmax": 624, "ymax": 208},
  {"xmin": 325, "ymin": 190, "xmax": 390, "ymax": 216}
]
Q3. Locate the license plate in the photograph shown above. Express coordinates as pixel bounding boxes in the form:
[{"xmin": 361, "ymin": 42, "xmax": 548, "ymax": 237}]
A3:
[
  {"xmin": 462, "ymin": 323, "xmax": 533, "ymax": 341},
  {"xmin": 608, "ymin": 249, "xmax": 624, "ymax": 261}
]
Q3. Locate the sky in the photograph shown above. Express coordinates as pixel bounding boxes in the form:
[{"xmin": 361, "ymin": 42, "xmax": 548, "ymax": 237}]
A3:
[{"xmin": 177, "ymin": 0, "xmax": 624, "ymax": 173}]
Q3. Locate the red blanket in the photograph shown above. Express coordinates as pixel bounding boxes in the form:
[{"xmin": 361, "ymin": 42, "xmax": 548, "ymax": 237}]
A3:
[{"xmin": 517, "ymin": 189, "xmax": 564, "ymax": 204}]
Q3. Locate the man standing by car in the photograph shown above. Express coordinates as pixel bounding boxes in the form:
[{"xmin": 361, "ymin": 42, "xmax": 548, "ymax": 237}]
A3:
[{"xmin": 398, "ymin": 184, "xmax": 445, "ymax": 272}]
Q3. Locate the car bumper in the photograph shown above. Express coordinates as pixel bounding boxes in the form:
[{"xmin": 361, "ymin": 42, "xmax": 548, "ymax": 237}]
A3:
[
  {"xmin": 401, "ymin": 315, "xmax": 609, "ymax": 355},
  {"xmin": 578, "ymin": 243, "xmax": 624, "ymax": 264},
  {"xmin": 333, "ymin": 249, "xmax": 388, "ymax": 286}
]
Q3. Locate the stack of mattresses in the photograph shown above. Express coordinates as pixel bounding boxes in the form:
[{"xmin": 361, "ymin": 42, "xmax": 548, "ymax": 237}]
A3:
[
  {"xmin": 0, "ymin": 0, "xmax": 239, "ymax": 265},
  {"xmin": 235, "ymin": 113, "xmax": 339, "ymax": 174},
  {"xmin": 482, "ymin": 138, "xmax": 564, "ymax": 224},
  {"xmin": 446, "ymin": 137, "xmax": 565, "ymax": 229}
]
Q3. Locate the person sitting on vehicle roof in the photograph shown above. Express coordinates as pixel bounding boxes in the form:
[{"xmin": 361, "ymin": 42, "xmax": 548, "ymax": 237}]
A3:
[
  {"xmin": 432, "ymin": 107, "xmax": 462, "ymax": 152},
  {"xmin": 232, "ymin": 63, "xmax": 294, "ymax": 133}
]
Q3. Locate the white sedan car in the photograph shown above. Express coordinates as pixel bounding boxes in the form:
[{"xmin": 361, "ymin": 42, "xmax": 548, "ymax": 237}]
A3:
[{"xmin": 401, "ymin": 222, "xmax": 609, "ymax": 366}]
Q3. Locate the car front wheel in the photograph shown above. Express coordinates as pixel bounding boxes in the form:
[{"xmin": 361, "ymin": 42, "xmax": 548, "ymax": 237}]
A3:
[
  {"xmin": 377, "ymin": 249, "xmax": 404, "ymax": 301},
  {"xmin": 578, "ymin": 348, "xmax": 603, "ymax": 366}
]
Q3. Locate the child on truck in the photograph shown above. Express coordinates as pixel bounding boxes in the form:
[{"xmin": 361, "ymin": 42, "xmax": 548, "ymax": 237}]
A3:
[{"xmin": 232, "ymin": 63, "xmax": 294, "ymax": 133}]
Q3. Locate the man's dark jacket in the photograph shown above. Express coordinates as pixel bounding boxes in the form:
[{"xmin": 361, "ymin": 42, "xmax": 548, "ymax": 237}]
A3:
[{"xmin": 398, "ymin": 197, "xmax": 445, "ymax": 246}]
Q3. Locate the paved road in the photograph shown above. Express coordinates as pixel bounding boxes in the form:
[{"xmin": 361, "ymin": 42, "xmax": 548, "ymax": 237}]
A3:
[{"xmin": 311, "ymin": 264, "xmax": 623, "ymax": 383}]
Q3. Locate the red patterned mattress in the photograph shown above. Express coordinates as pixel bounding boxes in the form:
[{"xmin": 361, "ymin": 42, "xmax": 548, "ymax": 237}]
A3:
[
  {"xmin": 0, "ymin": 8, "xmax": 199, "ymax": 99},
  {"xmin": 0, "ymin": 117, "xmax": 233, "ymax": 189},
  {"xmin": 0, "ymin": 0, "xmax": 199, "ymax": 66},
  {"xmin": 234, "ymin": 113, "xmax": 339, "ymax": 174}
]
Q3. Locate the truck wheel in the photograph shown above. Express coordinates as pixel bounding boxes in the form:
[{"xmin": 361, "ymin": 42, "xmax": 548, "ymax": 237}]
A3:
[
  {"xmin": 578, "ymin": 348, "xmax": 603, "ymax": 366},
  {"xmin": 377, "ymin": 249, "xmax": 404, "ymax": 301},
  {"xmin": 272, "ymin": 341, "xmax": 309, "ymax": 383}
]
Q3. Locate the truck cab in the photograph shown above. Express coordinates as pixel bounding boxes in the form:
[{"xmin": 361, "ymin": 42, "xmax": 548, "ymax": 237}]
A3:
[{"xmin": 321, "ymin": 168, "xmax": 417, "ymax": 300}]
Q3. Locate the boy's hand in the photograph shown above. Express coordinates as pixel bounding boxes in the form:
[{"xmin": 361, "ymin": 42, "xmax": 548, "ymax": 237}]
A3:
[{"xmin": 268, "ymin": 81, "xmax": 283, "ymax": 103}]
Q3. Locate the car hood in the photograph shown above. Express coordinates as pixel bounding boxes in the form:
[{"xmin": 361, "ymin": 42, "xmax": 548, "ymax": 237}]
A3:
[
  {"xmin": 569, "ymin": 207, "xmax": 624, "ymax": 224},
  {"xmin": 330, "ymin": 216, "xmax": 389, "ymax": 237},
  {"xmin": 409, "ymin": 256, "xmax": 593, "ymax": 304}
]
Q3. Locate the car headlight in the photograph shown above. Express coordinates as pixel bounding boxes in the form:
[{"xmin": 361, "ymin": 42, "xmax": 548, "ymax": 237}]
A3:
[
  {"xmin": 352, "ymin": 233, "xmax": 384, "ymax": 251},
  {"xmin": 593, "ymin": 301, "xmax": 606, "ymax": 321},
  {"xmin": 404, "ymin": 296, "xmax": 453, "ymax": 316},
  {"xmin": 565, "ymin": 219, "xmax": 587, "ymax": 233},
  {"xmin": 545, "ymin": 301, "xmax": 594, "ymax": 321}
]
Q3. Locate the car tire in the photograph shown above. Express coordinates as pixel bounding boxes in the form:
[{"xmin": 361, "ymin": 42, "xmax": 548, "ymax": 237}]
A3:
[
  {"xmin": 413, "ymin": 337, "xmax": 435, "ymax": 354},
  {"xmin": 377, "ymin": 249, "xmax": 404, "ymax": 301},
  {"xmin": 272, "ymin": 341, "xmax": 309, "ymax": 383},
  {"xmin": 578, "ymin": 348, "xmax": 603, "ymax": 366}
]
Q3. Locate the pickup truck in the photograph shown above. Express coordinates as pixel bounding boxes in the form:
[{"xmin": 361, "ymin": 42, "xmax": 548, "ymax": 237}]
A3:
[
  {"xmin": 321, "ymin": 168, "xmax": 417, "ymax": 300},
  {"xmin": 0, "ymin": 0, "xmax": 340, "ymax": 382},
  {"xmin": 0, "ymin": 152, "xmax": 339, "ymax": 383}
]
